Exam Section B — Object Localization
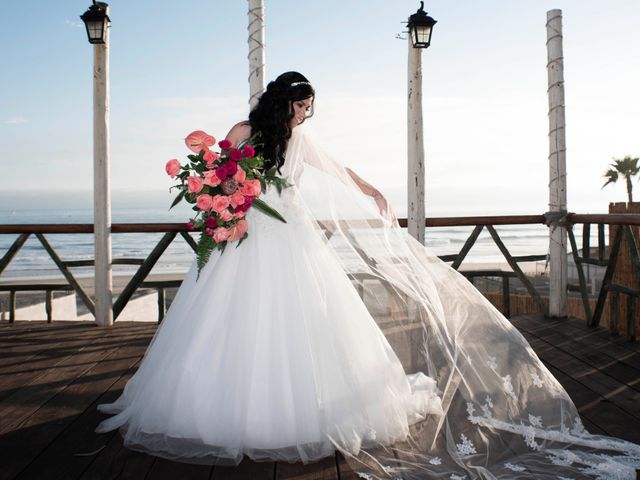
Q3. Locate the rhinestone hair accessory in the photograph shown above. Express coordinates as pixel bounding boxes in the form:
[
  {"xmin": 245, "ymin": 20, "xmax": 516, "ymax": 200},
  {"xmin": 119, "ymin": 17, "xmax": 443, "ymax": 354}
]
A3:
[{"xmin": 290, "ymin": 81, "xmax": 311, "ymax": 87}]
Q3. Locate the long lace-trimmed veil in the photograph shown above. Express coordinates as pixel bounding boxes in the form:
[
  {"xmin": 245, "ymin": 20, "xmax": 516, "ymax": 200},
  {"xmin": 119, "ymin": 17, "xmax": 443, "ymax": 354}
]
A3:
[{"xmin": 286, "ymin": 124, "xmax": 640, "ymax": 479}]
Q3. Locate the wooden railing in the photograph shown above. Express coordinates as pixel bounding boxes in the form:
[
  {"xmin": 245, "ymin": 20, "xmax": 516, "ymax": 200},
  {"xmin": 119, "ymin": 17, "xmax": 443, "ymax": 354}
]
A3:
[{"xmin": 1, "ymin": 213, "xmax": 640, "ymax": 337}]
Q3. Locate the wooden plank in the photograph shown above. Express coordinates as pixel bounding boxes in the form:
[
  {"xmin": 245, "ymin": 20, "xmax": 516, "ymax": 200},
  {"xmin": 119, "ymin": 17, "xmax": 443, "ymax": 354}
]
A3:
[
  {"xmin": 35, "ymin": 233, "xmax": 95, "ymax": 316},
  {"xmin": 0, "ymin": 334, "xmax": 152, "ymax": 480},
  {"xmin": 520, "ymin": 331, "xmax": 640, "ymax": 423},
  {"xmin": 543, "ymin": 376, "xmax": 640, "ymax": 445},
  {"xmin": 486, "ymin": 225, "xmax": 547, "ymax": 315},
  {"xmin": 275, "ymin": 455, "xmax": 338, "ymax": 480},
  {"xmin": 5, "ymin": 334, "xmax": 146, "ymax": 479},
  {"xmin": 0, "ymin": 233, "xmax": 30, "ymax": 275},
  {"xmin": 0, "ymin": 325, "xmax": 144, "ymax": 404},
  {"xmin": 112, "ymin": 232, "xmax": 177, "ymax": 320},
  {"xmin": 514, "ymin": 317, "xmax": 640, "ymax": 390},
  {"xmin": 0, "ymin": 324, "xmax": 153, "ymax": 435},
  {"xmin": 145, "ymin": 458, "xmax": 213, "ymax": 480},
  {"xmin": 335, "ymin": 452, "xmax": 359, "ymax": 480},
  {"xmin": 212, "ymin": 457, "xmax": 275, "ymax": 479}
]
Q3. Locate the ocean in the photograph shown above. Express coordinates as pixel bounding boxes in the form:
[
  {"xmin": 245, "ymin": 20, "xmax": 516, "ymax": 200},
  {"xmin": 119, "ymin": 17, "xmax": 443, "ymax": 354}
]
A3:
[{"xmin": 0, "ymin": 205, "xmax": 599, "ymax": 281}]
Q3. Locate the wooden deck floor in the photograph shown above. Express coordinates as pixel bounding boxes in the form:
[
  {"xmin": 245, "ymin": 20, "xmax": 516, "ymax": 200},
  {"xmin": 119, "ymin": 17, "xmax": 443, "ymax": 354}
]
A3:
[{"xmin": 1, "ymin": 315, "xmax": 640, "ymax": 479}]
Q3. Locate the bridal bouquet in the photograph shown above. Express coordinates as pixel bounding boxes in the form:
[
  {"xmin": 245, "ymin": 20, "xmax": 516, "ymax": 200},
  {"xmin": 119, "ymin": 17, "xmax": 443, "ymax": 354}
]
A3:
[{"xmin": 165, "ymin": 130, "xmax": 291, "ymax": 278}]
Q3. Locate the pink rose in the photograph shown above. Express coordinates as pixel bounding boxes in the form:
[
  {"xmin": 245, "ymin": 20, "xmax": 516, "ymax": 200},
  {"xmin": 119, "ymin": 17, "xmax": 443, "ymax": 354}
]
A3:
[
  {"xmin": 204, "ymin": 216, "xmax": 218, "ymax": 228},
  {"xmin": 233, "ymin": 210, "xmax": 247, "ymax": 219},
  {"xmin": 196, "ymin": 194, "xmax": 214, "ymax": 211},
  {"xmin": 239, "ymin": 179, "xmax": 261, "ymax": 196},
  {"xmin": 203, "ymin": 170, "xmax": 221, "ymax": 187},
  {"xmin": 203, "ymin": 150, "xmax": 219, "ymax": 166},
  {"xmin": 218, "ymin": 139, "xmax": 232, "ymax": 150},
  {"xmin": 229, "ymin": 148, "xmax": 243, "ymax": 162},
  {"xmin": 165, "ymin": 159, "xmax": 181, "ymax": 177},
  {"xmin": 229, "ymin": 190, "xmax": 245, "ymax": 208},
  {"xmin": 212, "ymin": 227, "xmax": 231, "ymax": 243},
  {"xmin": 185, "ymin": 130, "xmax": 216, "ymax": 153},
  {"xmin": 224, "ymin": 161, "xmax": 238, "ymax": 176},
  {"xmin": 242, "ymin": 145, "xmax": 255, "ymax": 158},
  {"xmin": 215, "ymin": 166, "xmax": 228, "ymax": 180},
  {"xmin": 219, "ymin": 209, "xmax": 234, "ymax": 222},
  {"xmin": 211, "ymin": 194, "xmax": 230, "ymax": 213},
  {"xmin": 187, "ymin": 175, "xmax": 204, "ymax": 194},
  {"xmin": 233, "ymin": 167, "xmax": 246, "ymax": 183},
  {"xmin": 227, "ymin": 219, "xmax": 248, "ymax": 241}
]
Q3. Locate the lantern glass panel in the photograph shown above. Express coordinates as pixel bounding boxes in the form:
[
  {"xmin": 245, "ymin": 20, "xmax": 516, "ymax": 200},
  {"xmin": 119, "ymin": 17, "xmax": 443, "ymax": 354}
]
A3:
[
  {"xmin": 411, "ymin": 24, "xmax": 432, "ymax": 47},
  {"xmin": 87, "ymin": 20, "xmax": 104, "ymax": 41}
]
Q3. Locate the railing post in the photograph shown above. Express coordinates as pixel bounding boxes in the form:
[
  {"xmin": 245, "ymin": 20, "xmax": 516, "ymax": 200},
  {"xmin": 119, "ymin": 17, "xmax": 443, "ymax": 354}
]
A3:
[{"xmin": 546, "ymin": 9, "xmax": 568, "ymax": 318}]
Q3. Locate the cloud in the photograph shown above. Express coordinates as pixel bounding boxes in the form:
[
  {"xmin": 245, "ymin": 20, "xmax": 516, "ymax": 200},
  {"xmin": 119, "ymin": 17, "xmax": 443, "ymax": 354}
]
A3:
[
  {"xmin": 5, "ymin": 117, "xmax": 27, "ymax": 124},
  {"xmin": 65, "ymin": 19, "xmax": 83, "ymax": 28}
]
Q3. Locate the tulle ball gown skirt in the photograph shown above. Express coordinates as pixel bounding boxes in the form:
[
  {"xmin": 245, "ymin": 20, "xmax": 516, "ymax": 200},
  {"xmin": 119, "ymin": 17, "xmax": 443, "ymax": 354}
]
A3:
[{"xmin": 95, "ymin": 187, "xmax": 442, "ymax": 465}]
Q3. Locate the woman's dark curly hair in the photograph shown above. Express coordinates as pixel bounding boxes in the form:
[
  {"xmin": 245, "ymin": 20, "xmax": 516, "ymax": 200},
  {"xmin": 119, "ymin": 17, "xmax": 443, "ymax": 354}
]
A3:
[{"xmin": 249, "ymin": 71, "xmax": 315, "ymax": 174}]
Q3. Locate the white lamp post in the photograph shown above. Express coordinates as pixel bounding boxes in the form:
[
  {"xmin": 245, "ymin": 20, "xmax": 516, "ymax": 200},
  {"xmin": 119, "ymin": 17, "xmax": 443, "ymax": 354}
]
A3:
[
  {"xmin": 247, "ymin": 0, "xmax": 265, "ymax": 109},
  {"xmin": 81, "ymin": 1, "xmax": 113, "ymax": 326},
  {"xmin": 406, "ymin": 2, "xmax": 436, "ymax": 245},
  {"xmin": 546, "ymin": 9, "xmax": 568, "ymax": 318}
]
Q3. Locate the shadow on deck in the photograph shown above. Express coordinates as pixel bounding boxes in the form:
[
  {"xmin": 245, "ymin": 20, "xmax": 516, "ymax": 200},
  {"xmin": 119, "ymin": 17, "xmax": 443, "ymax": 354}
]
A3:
[{"xmin": 1, "ymin": 315, "xmax": 640, "ymax": 479}]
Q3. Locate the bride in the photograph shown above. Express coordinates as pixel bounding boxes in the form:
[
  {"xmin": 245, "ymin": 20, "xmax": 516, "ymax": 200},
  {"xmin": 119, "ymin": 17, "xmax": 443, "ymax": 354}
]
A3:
[{"xmin": 96, "ymin": 72, "xmax": 640, "ymax": 479}]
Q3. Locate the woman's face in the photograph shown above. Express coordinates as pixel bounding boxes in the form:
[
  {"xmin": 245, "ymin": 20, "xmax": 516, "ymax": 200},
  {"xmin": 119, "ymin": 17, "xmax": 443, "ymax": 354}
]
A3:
[{"xmin": 289, "ymin": 96, "xmax": 314, "ymax": 129}]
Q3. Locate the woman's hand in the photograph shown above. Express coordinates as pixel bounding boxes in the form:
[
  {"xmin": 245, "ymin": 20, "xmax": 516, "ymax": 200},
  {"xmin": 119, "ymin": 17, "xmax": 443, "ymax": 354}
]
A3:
[{"xmin": 373, "ymin": 191, "xmax": 397, "ymax": 222}]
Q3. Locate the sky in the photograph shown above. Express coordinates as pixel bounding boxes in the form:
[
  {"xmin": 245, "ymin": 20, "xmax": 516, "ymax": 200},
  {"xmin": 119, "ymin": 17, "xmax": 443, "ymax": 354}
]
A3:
[{"xmin": 1, "ymin": 0, "xmax": 639, "ymax": 216}]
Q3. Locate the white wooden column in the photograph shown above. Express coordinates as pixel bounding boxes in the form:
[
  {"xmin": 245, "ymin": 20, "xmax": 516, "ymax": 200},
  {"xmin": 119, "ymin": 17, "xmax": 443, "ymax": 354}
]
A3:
[
  {"xmin": 546, "ymin": 9, "xmax": 568, "ymax": 318},
  {"xmin": 93, "ymin": 7, "xmax": 113, "ymax": 326},
  {"xmin": 247, "ymin": 0, "xmax": 265, "ymax": 109},
  {"xmin": 407, "ymin": 37, "xmax": 425, "ymax": 245}
]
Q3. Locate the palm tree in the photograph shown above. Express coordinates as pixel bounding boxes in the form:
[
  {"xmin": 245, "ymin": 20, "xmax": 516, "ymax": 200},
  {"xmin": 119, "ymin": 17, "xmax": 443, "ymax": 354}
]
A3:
[{"xmin": 602, "ymin": 155, "xmax": 640, "ymax": 203}]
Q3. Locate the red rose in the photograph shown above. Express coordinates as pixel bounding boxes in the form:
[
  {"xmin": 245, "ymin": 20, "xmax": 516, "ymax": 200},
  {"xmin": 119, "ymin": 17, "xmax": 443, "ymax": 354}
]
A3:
[
  {"xmin": 215, "ymin": 166, "xmax": 228, "ymax": 180},
  {"xmin": 204, "ymin": 216, "xmax": 218, "ymax": 228},
  {"xmin": 205, "ymin": 227, "xmax": 215, "ymax": 237},
  {"xmin": 218, "ymin": 139, "xmax": 232, "ymax": 150},
  {"xmin": 235, "ymin": 195, "xmax": 255, "ymax": 212},
  {"xmin": 242, "ymin": 145, "xmax": 255, "ymax": 158},
  {"xmin": 224, "ymin": 161, "xmax": 238, "ymax": 176},
  {"xmin": 229, "ymin": 148, "xmax": 243, "ymax": 162},
  {"xmin": 186, "ymin": 221, "xmax": 196, "ymax": 231}
]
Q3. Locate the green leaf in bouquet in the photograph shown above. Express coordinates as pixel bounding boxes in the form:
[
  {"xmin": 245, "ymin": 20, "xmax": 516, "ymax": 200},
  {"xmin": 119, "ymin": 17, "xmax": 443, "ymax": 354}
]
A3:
[
  {"xmin": 192, "ymin": 205, "xmax": 199, "ymax": 211},
  {"xmin": 235, "ymin": 231, "xmax": 249, "ymax": 248},
  {"xmin": 187, "ymin": 154, "xmax": 199, "ymax": 162},
  {"xmin": 169, "ymin": 190, "xmax": 186, "ymax": 210},
  {"xmin": 251, "ymin": 198, "xmax": 287, "ymax": 223},
  {"xmin": 195, "ymin": 233, "xmax": 215, "ymax": 279}
]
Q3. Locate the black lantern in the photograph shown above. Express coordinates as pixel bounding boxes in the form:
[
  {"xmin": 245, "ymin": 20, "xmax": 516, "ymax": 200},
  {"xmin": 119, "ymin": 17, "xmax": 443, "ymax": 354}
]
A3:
[
  {"xmin": 80, "ymin": 1, "xmax": 110, "ymax": 44},
  {"xmin": 407, "ymin": 2, "xmax": 436, "ymax": 48}
]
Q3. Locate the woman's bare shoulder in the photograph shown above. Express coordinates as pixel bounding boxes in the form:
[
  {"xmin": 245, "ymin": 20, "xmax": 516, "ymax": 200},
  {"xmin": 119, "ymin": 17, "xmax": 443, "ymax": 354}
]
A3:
[{"xmin": 225, "ymin": 121, "xmax": 251, "ymax": 147}]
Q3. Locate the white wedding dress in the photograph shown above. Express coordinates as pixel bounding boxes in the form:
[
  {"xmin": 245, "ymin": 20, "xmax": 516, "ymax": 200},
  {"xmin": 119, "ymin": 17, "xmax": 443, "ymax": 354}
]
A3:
[
  {"xmin": 97, "ymin": 126, "xmax": 640, "ymax": 478},
  {"xmin": 94, "ymin": 128, "xmax": 443, "ymax": 465}
]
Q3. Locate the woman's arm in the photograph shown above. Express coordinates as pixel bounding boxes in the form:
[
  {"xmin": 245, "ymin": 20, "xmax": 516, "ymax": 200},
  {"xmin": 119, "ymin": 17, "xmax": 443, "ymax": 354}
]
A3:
[
  {"xmin": 345, "ymin": 167, "xmax": 397, "ymax": 221},
  {"xmin": 224, "ymin": 121, "xmax": 251, "ymax": 147}
]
